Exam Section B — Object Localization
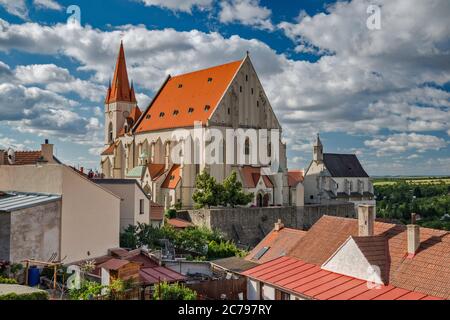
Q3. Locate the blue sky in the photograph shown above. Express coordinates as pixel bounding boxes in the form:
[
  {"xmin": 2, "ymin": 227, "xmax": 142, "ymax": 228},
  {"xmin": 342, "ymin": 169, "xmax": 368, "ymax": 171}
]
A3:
[{"xmin": 0, "ymin": 0, "xmax": 449, "ymax": 176}]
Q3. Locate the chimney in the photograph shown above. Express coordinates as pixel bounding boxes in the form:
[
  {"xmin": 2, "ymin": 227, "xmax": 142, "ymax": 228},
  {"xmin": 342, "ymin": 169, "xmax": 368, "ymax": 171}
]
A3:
[
  {"xmin": 407, "ymin": 213, "xmax": 420, "ymax": 258},
  {"xmin": 41, "ymin": 139, "xmax": 54, "ymax": 163},
  {"xmin": 274, "ymin": 219, "xmax": 284, "ymax": 231},
  {"xmin": 358, "ymin": 205, "xmax": 375, "ymax": 236}
]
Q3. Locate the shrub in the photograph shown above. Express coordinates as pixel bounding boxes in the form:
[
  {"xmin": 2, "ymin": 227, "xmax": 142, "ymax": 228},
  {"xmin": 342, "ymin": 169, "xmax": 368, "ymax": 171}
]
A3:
[
  {"xmin": 69, "ymin": 281, "xmax": 105, "ymax": 300},
  {"xmin": 153, "ymin": 282, "xmax": 197, "ymax": 300},
  {"xmin": 0, "ymin": 291, "xmax": 48, "ymax": 300},
  {"xmin": 165, "ymin": 208, "xmax": 177, "ymax": 219},
  {"xmin": 0, "ymin": 276, "xmax": 18, "ymax": 284}
]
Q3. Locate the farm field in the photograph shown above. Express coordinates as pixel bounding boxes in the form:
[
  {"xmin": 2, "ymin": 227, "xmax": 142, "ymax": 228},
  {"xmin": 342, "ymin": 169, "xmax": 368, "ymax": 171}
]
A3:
[{"xmin": 373, "ymin": 177, "xmax": 450, "ymax": 186}]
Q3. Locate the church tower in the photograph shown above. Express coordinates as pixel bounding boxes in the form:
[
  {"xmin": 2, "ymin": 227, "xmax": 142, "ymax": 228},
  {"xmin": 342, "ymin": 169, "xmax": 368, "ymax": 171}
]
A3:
[
  {"xmin": 104, "ymin": 41, "xmax": 137, "ymax": 145},
  {"xmin": 313, "ymin": 133, "xmax": 323, "ymax": 163}
]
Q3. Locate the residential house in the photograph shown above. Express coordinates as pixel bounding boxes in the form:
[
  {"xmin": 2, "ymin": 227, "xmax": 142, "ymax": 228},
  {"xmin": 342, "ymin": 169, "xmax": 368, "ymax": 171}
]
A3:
[
  {"xmin": 93, "ymin": 179, "xmax": 163, "ymax": 230},
  {"xmin": 0, "ymin": 141, "xmax": 121, "ymax": 263},
  {"xmin": 243, "ymin": 205, "xmax": 450, "ymax": 300},
  {"xmin": 0, "ymin": 192, "xmax": 61, "ymax": 263}
]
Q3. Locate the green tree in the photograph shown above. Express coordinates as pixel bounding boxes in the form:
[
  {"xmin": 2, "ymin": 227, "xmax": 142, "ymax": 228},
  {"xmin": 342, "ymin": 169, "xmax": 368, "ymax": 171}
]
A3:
[
  {"xmin": 221, "ymin": 171, "xmax": 254, "ymax": 207},
  {"xmin": 153, "ymin": 282, "xmax": 197, "ymax": 300},
  {"xmin": 192, "ymin": 170, "xmax": 224, "ymax": 208}
]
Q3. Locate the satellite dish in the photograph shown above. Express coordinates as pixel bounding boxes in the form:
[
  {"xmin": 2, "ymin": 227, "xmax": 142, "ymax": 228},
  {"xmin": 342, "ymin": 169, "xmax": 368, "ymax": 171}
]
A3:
[
  {"xmin": 123, "ymin": 110, "xmax": 130, "ymax": 118},
  {"xmin": 7, "ymin": 148, "xmax": 15, "ymax": 165}
]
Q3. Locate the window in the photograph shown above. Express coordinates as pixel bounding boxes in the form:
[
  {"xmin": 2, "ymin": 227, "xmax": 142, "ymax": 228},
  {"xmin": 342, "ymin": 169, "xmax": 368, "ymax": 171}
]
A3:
[
  {"xmin": 204, "ymin": 105, "xmax": 211, "ymax": 111},
  {"xmin": 252, "ymin": 246, "xmax": 270, "ymax": 261},
  {"xmin": 208, "ymin": 77, "xmax": 213, "ymax": 82},
  {"xmin": 146, "ymin": 114, "xmax": 151, "ymax": 119},
  {"xmin": 188, "ymin": 107, "xmax": 194, "ymax": 114},
  {"xmin": 178, "ymin": 84, "xmax": 183, "ymax": 88},
  {"xmin": 159, "ymin": 112, "xmax": 165, "ymax": 118},
  {"xmin": 251, "ymin": 88, "xmax": 254, "ymax": 95},
  {"xmin": 268, "ymin": 143, "xmax": 272, "ymax": 157},
  {"xmin": 275, "ymin": 289, "xmax": 290, "ymax": 300},
  {"xmin": 173, "ymin": 109, "xmax": 179, "ymax": 116},
  {"xmin": 227, "ymin": 108, "xmax": 231, "ymax": 115},
  {"xmin": 239, "ymin": 86, "xmax": 242, "ymax": 93},
  {"xmin": 108, "ymin": 122, "xmax": 113, "ymax": 143},
  {"xmin": 245, "ymin": 138, "xmax": 250, "ymax": 155},
  {"xmin": 139, "ymin": 199, "xmax": 144, "ymax": 215},
  {"xmin": 246, "ymin": 75, "xmax": 248, "ymax": 81},
  {"xmin": 257, "ymin": 101, "xmax": 259, "ymax": 107},
  {"xmin": 310, "ymin": 195, "xmax": 314, "ymax": 199}
]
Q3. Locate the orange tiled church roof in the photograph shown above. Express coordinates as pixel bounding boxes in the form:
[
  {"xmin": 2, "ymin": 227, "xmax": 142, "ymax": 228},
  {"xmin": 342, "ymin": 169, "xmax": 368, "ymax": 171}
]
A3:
[{"xmin": 135, "ymin": 59, "xmax": 243, "ymax": 133}]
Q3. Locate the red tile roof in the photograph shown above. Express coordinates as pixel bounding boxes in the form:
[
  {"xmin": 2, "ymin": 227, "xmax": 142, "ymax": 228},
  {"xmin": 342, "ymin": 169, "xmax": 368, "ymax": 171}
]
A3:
[
  {"xmin": 161, "ymin": 164, "xmax": 181, "ymax": 189},
  {"xmin": 147, "ymin": 163, "xmax": 166, "ymax": 181},
  {"xmin": 97, "ymin": 258, "xmax": 131, "ymax": 271},
  {"xmin": 105, "ymin": 42, "xmax": 136, "ymax": 104},
  {"xmin": 246, "ymin": 227, "xmax": 307, "ymax": 264},
  {"xmin": 287, "ymin": 215, "xmax": 450, "ymax": 299},
  {"xmin": 288, "ymin": 170, "xmax": 304, "ymax": 187},
  {"xmin": 240, "ymin": 166, "xmax": 273, "ymax": 188},
  {"xmin": 135, "ymin": 60, "xmax": 243, "ymax": 133},
  {"xmin": 167, "ymin": 218, "xmax": 193, "ymax": 229},
  {"xmin": 243, "ymin": 257, "xmax": 443, "ymax": 300},
  {"xmin": 150, "ymin": 201, "xmax": 164, "ymax": 221},
  {"xmin": 101, "ymin": 144, "xmax": 115, "ymax": 156}
]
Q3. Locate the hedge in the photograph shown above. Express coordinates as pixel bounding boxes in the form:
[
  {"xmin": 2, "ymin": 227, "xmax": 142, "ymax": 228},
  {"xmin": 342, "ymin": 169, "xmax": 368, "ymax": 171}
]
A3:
[{"xmin": 0, "ymin": 276, "xmax": 18, "ymax": 284}]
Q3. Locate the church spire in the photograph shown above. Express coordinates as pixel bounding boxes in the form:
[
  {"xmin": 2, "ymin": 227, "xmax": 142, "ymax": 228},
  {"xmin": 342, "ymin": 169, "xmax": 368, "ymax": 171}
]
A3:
[
  {"xmin": 105, "ymin": 41, "xmax": 133, "ymax": 104},
  {"xmin": 313, "ymin": 133, "xmax": 323, "ymax": 163}
]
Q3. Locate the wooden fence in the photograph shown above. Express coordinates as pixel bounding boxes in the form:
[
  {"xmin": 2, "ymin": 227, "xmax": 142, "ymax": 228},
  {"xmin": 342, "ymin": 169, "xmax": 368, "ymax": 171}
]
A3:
[{"xmin": 187, "ymin": 278, "xmax": 246, "ymax": 300}]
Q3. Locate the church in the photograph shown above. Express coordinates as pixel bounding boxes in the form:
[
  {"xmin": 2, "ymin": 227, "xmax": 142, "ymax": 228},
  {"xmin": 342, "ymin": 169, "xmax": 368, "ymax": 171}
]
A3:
[
  {"xmin": 100, "ymin": 42, "xmax": 303, "ymax": 209},
  {"xmin": 303, "ymin": 135, "xmax": 375, "ymax": 206}
]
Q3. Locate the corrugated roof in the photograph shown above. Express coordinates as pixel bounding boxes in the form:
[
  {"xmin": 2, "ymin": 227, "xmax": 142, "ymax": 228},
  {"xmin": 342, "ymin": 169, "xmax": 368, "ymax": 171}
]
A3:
[
  {"xmin": 135, "ymin": 59, "xmax": 243, "ymax": 133},
  {"xmin": 323, "ymin": 153, "xmax": 369, "ymax": 177},
  {"xmin": 140, "ymin": 266, "xmax": 186, "ymax": 285},
  {"xmin": 243, "ymin": 257, "xmax": 443, "ymax": 300},
  {"xmin": 0, "ymin": 192, "xmax": 61, "ymax": 212}
]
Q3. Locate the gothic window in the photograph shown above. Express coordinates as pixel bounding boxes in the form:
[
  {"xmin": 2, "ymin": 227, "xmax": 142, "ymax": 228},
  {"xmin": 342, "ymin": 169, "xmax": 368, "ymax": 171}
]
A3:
[
  {"xmin": 268, "ymin": 143, "xmax": 272, "ymax": 158},
  {"xmin": 245, "ymin": 138, "xmax": 250, "ymax": 155},
  {"xmin": 108, "ymin": 122, "xmax": 113, "ymax": 143}
]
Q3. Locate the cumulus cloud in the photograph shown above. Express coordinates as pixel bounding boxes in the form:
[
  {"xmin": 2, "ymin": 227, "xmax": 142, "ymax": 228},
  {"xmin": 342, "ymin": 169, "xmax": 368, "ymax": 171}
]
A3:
[
  {"xmin": 0, "ymin": 0, "xmax": 28, "ymax": 19},
  {"xmin": 0, "ymin": 0, "xmax": 448, "ymax": 172},
  {"xmin": 33, "ymin": 0, "xmax": 63, "ymax": 11},
  {"xmin": 219, "ymin": 0, "xmax": 273, "ymax": 30},
  {"xmin": 15, "ymin": 64, "xmax": 106, "ymax": 102},
  {"xmin": 138, "ymin": 0, "xmax": 212, "ymax": 13},
  {"xmin": 364, "ymin": 133, "xmax": 447, "ymax": 156}
]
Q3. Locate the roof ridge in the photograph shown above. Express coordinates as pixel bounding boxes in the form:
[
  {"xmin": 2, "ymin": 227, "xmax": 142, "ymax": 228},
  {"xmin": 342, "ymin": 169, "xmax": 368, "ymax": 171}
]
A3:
[{"xmin": 171, "ymin": 59, "xmax": 244, "ymax": 79}]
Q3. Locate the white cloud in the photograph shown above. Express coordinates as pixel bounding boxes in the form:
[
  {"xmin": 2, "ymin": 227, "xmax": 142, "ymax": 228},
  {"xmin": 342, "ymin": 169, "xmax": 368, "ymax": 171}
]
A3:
[
  {"xmin": 364, "ymin": 133, "xmax": 447, "ymax": 156},
  {"xmin": 219, "ymin": 0, "xmax": 273, "ymax": 30},
  {"xmin": 139, "ymin": 0, "xmax": 212, "ymax": 13},
  {"xmin": 15, "ymin": 64, "xmax": 107, "ymax": 102},
  {"xmin": 0, "ymin": 0, "xmax": 448, "ymax": 173},
  {"xmin": 0, "ymin": 0, "xmax": 28, "ymax": 19},
  {"xmin": 33, "ymin": 0, "xmax": 62, "ymax": 11}
]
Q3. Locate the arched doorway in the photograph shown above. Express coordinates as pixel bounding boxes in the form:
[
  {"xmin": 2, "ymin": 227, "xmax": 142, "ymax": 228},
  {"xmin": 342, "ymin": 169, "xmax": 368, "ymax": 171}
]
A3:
[{"xmin": 257, "ymin": 193, "xmax": 263, "ymax": 207}]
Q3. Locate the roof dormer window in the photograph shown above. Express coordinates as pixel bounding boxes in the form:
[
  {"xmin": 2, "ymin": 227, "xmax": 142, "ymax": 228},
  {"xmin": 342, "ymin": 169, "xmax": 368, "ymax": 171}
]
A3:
[
  {"xmin": 159, "ymin": 112, "xmax": 165, "ymax": 118},
  {"xmin": 146, "ymin": 114, "xmax": 151, "ymax": 119},
  {"xmin": 178, "ymin": 84, "xmax": 183, "ymax": 88},
  {"xmin": 188, "ymin": 107, "xmax": 194, "ymax": 114},
  {"xmin": 208, "ymin": 77, "xmax": 213, "ymax": 82},
  {"xmin": 204, "ymin": 105, "xmax": 211, "ymax": 112},
  {"xmin": 173, "ymin": 109, "xmax": 179, "ymax": 116}
]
